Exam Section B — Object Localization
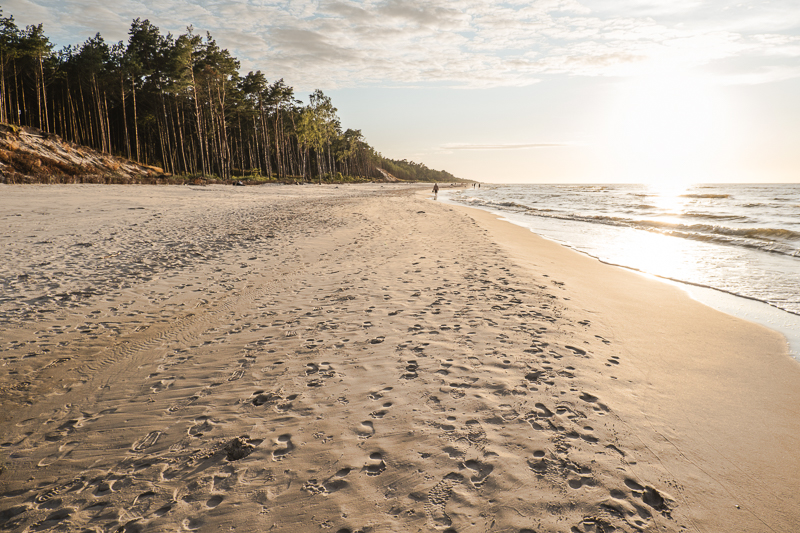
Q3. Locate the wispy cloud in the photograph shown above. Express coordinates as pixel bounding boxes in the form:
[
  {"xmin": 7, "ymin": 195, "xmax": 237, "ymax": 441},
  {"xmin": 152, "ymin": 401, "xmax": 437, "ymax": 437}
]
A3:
[
  {"xmin": 440, "ymin": 142, "xmax": 571, "ymax": 151},
  {"xmin": 4, "ymin": 0, "xmax": 799, "ymax": 89}
]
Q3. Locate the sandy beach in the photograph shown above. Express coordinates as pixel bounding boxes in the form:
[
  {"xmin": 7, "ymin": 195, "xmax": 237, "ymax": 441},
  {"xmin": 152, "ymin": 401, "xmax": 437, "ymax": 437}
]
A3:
[{"xmin": 1, "ymin": 183, "xmax": 799, "ymax": 533}]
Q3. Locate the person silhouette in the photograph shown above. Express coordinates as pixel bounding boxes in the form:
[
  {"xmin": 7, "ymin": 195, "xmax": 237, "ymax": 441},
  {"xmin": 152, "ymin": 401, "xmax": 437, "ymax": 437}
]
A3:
[{"xmin": 432, "ymin": 183, "xmax": 439, "ymax": 199}]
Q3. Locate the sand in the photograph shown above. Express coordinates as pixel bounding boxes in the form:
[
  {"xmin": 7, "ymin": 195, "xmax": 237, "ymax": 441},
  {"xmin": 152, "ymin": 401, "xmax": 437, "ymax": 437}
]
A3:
[{"xmin": 1, "ymin": 183, "xmax": 798, "ymax": 533}]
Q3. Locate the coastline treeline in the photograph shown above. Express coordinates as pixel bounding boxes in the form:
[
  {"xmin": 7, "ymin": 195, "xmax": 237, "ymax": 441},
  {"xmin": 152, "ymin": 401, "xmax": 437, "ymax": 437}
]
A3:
[{"xmin": 0, "ymin": 9, "xmax": 459, "ymax": 182}]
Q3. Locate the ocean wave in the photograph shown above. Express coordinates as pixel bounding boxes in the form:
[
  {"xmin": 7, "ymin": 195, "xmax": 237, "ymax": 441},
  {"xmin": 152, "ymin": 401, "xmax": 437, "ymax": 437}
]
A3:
[
  {"xmin": 603, "ymin": 218, "xmax": 800, "ymax": 243},
  {"xmin": 449, "ymin": 184, "xmax": 800, "ymax": 315},
  {"xmin": 677, "ymin": 212, "xmax": 751, "ymax": 222},
  {"xmin": 561, "ymin": 185, "xmax": 608, "ymax": 191},
  {"xmin": 580, "ymin": 216, "xmax": 800, "ymax": 257},
  {"xmin": 655, "ymin": 229, "xmax": 800, "ymax": 257},
  {"xmin": 679, "ymin": 193, "xmax": 731, "ymax": 199},
  {"xmin": 463, "ymin": 197, "xmax": 800, "ymax": 256},
  {"xmin": 714, "ymin": 226, "xmax": 800, "ymax": 242},
  {"xmin": 497, "ymin": 201, "xmax": 528, "ymax": 209}
]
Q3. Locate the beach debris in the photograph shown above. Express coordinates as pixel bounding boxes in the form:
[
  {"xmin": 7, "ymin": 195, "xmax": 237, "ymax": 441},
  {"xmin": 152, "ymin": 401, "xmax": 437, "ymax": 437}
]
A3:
[{"xmin": 224, "ymin": 436, "xmax": 258, "ymax": 461}]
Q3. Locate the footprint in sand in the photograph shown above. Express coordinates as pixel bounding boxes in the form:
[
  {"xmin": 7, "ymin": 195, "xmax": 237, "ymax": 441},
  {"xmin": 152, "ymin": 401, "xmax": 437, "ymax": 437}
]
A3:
[
  {"xmin": 206, "ymin": 495, "xmax": 223, "ymax": 508},
  {"xmin": 153, "ymin": 502, "xmax": 173, "ymax": 517},
  {"xmin": 228, "ymin": 368, "xmax": 245, "ymax": 381},
  {"xmin": 364, "ymin": 452, "xmax": 386, "ymax": 476},
  {"xmin": 272, "ymin": 434, "xmax": 294, "ymax": 461},
  {"xmin": 528, "ymin": 451, "xmax": 548, "ymax": 474},
  {"xmin": 44, "ymin": 417, "xmax": 84, "ymax": 442},
  {"xmin": 565, "ymin": 345, "xmax": 587, "ymax": 356},
  {"xmin": 252, "ymin": 391, "xmax": 282, "ymax": 406},
  {"xmin": 369, "ymin": 406, "xmax": 390, "ymax": 418},
  {"xmin": 167, "ymin": 392, "xmax": 203, "ymax": 413},
  {"xmin": 356, "ymin": 421, "xmax": 375, "ymax": 438},
  {"xmin": 368, "ymin": 387, "xmax": 393, "ymax": 400},
  {"xmin": 182, "ymin": 517, "xmax": 203, "ymax": 530},
  {"xmin": 579, "ymin": 393, "xmax": 610, "ymax": 412},
  {"xmin": 150, "ymin": 377, "xmax": 175, "ymax": 393},
  {"xmin": 131, "ymin": 431, "xmax": 162, "ymax": 452},
  {"xmin": 579, "ymin": 392, "xmax": 598, "ymax": 403},
  {"xmin": 464, "ymin": 419, "xmax": 487, "ymax": 448},
  {"xmin": 581, "ymin": 426, "xmax": 599, "ymax": 443},
  {"xmin": 568, "ymin": 476, "xmax": 596, "ymax": 489},
  {"xmin": 534, "ymin": 403, "xmax": 554, "ymax": 418},
  {"xmin": 499, "ymin": 404, "xmax": 519, "ymax": 421},
  {"xmin": 303, "ymin": 468, "xmax": 353, "ymax": 495},
  {"xmin": 188, "ymin": 416, "xmax": 213, "ymax": 437},
  {"xmin": 402, "ymin": 360, "xmax": 419, "ymax": 379},
  {"xmin": 324, "ymin": 467, "xmax": 352, "ymax": 492},
  {"xmin": 130, "ymin": 490, "xmax": 158, "ymax": 515},
  {"xmin": 34, "ymin": 478, "xmax": 85, "ymax": 506},
  {"xmin": 463, "ymin": 459, "xmax": 494, "ymax": 486},
  {"xmin": 424, "ymin": 472, "xmax": 463, "ymax": 528},
  {"xmin": 595, "ymin": 335, "xmax": 611, "ymax": 345}
]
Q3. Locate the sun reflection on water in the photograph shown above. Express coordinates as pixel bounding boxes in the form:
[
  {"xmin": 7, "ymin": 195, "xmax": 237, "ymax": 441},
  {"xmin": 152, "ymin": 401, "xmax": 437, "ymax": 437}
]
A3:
[
  {"xmin": 612, "ymin": 182, "xmax": 699, "ymax": 280},
  {"xmin": 646, "ymin": 182, "xmax": 691, "ymax": 213},
  {"xmin": 611, "ymin": 226, "xmax": 700, "ymax": 283}
]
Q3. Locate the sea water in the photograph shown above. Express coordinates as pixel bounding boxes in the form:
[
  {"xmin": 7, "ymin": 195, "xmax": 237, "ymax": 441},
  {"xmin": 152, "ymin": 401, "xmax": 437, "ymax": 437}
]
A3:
[{"xmin": 443, "ymin": 183, "xmax": 800, "ymax": 359}]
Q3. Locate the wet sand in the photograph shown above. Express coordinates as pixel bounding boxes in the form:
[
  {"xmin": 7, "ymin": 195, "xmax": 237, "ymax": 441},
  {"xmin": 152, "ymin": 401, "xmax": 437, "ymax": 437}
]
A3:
[{"xmin": 1, "ymin": 183, "xmax": 798, "ymax": 532}]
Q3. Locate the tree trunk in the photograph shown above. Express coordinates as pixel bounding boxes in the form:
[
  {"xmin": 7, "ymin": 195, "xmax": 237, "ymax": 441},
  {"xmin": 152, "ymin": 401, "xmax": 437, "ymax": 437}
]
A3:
[
  {"xmin": 78, "ymin": 82, "xmax": 93, "ymax": 148},
  {"xmin": 39, "ymin": 55, "xmax": 49, "ymax": 132},
  {"xmin": 0, "ymin": 53, "xmax": 6, "ymax": 124},
  {"xmin": 103, "ymin": 87, "xmax": 112, "ymax": 153},
  {"xmin": 215, "ymin": 81, "xmax": 229, "ymax": 179},
  {"xmin": 120, "ymin": 74, "xmax": 131, "ymax": 159},
  {"xmin": 131, "ymin": 77, "xmax": 140, "ymax": 162},
  {"xmin": 190, "ymin": 68, "xmax": 206, "ymax": 176},
  {"xmin": 16, "ymin": 59, "xmax": 26, "ymax": 125}
]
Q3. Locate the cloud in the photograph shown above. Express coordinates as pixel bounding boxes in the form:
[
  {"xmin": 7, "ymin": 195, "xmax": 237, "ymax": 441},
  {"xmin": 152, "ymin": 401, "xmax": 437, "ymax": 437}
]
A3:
[
  {"xmin": 440, "ymin": 142, "xmax": 571, "ymax": 151},
  {"xmin": 3, "ymin": 0, "xmax": 799, "ymax": 89}
]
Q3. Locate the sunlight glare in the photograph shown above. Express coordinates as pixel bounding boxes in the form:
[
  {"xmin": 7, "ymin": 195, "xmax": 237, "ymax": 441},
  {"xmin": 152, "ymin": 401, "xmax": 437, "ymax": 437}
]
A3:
[
  {"xmin": 608, "ymin": 225, "xmax": 697, "ymax": 284},
  {"xmin": 646, "ymin": 181, "xmax": 691, "ymax": 220},
  {"xmin": 612, "ymin": 71, "xmax": 724, "ymax": 186}
]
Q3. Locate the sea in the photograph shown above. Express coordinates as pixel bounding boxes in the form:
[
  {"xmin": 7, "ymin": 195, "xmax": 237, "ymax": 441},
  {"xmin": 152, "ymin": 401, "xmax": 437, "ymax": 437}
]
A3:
[{"xmin": 442, "ymin": 183, "xmax": 800, "ymax": 359}]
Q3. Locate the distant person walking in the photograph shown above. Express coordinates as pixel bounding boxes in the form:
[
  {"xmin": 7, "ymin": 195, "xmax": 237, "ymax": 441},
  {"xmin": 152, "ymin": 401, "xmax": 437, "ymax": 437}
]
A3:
[{"xmin": 432, "ymin": 183, "xmax": 439, "ymax": 199}]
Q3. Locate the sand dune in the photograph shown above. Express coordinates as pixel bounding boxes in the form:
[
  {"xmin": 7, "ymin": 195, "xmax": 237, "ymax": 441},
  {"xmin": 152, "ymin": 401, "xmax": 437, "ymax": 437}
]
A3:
[{"xmin": 1, "ymin": 184, "xmax": 798, "ymax": 532}]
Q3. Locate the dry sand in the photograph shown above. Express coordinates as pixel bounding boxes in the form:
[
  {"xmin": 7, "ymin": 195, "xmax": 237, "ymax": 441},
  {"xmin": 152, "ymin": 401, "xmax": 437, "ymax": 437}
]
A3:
[{"xmin": 1, "ymin": 183, "xmax": 798, "ymax": 533}]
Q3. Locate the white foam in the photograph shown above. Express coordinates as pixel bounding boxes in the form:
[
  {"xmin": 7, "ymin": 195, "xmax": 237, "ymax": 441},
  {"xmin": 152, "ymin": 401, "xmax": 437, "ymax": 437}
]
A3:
[{"xmin": 440, "ymin": 190, "xmax": 800, "ymax": 362}]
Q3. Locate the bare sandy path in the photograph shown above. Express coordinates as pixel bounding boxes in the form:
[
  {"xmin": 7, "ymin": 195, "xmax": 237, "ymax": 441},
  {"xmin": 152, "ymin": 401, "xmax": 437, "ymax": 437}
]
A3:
[{"xmin": 0, "ymin": 184, "xmax": 797, "ymax": 533}]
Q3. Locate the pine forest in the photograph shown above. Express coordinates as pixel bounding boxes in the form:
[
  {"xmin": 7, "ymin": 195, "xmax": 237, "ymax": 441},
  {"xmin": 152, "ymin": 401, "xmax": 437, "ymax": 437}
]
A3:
[{"xmin": 0, "ymin": 10, "xmax": 460, "ymax": 183}]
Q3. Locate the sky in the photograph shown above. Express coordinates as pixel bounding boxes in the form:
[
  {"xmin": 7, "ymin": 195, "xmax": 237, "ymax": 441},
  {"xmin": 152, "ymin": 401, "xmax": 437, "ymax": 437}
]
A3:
[{"xmin": 4, "ymin": 0, "xmax": 800, "ymax": 184}]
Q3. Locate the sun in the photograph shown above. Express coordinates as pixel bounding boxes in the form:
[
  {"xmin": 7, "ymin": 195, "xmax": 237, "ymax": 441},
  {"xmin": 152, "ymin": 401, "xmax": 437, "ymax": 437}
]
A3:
[{"xmin": 610, "ymin": 70, "xmax": 725, "ymax": 186}]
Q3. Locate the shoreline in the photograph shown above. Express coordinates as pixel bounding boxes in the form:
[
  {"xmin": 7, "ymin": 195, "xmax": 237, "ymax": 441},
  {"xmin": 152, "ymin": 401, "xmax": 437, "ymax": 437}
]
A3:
[
  {"xmin": 439, "ymin": 191, "xmax": 800, "ymax": 360},
  {"xmin": 452, "ymin": 201, "xmax": 800, "ymax": 530},
  {"xmin": 1, "ymin": 184, "xmax": 798, "ymax": 532}
]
